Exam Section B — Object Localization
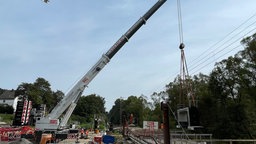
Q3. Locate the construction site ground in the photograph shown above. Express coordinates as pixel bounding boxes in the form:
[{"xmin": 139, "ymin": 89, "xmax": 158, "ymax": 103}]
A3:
[
  {"xmin": 58, "ymin": 131, "xmax": 123, "ymax": 144},
  {"xmin": 59, "ymin": 131, "xmax": 100, "ymax": 144}
]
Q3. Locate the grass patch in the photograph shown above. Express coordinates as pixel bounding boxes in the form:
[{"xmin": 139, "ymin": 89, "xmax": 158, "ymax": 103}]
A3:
[
  {"xmin": 0, "ymin": 113, "xmax": 14, "ymax": 125},
  {"xmin": 69, "ymin": 114, "xmax": 93, "ymax": 129}
]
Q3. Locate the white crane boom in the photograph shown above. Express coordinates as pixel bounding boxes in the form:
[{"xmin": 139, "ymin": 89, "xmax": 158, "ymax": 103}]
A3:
[{"xmin": 35, "ymin": 0, "xmax": 167, "ymax": 131}]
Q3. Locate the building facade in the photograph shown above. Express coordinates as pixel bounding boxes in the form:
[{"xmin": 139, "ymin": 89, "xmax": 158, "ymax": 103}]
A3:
[{"xmin": 0, "ymin": 90, "xmax": 18, "ymax": 112}]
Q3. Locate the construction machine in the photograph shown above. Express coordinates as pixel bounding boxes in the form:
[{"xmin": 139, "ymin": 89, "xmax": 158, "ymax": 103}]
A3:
[{"xmin": 35, "ymin": 0, "xmax": 167, "ymax": 143}]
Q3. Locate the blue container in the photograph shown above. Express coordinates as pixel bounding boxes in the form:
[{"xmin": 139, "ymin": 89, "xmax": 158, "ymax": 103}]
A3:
[{"xmin": 102, "ymin": 135, "xmax": 115, "ymax": 144}]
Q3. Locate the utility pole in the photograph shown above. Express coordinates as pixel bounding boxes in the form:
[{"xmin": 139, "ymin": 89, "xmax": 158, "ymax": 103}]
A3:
[
  {"xmin": 161, "ymin": 101, "xmax": 170, "ymax": 144},
  {"xmin": 119, "ymin": 97, "xmax": 122, "ymax": 127}
]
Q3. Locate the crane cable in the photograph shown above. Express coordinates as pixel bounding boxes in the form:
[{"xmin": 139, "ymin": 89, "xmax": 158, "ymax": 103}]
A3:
[
  {"xmin": 176, "ymin": 0, "xmax": 195, "ymax": 107},
  {"xmin": 177, "ymin": 0, "xmax": 184, "ymax": 45},
  {"xmin": 166, "ymin": 11, "xmax": 256, "ymax": 80},
  {"xmin": 177, "ymin": 0, "xmax": 185, "ymax": 106}
]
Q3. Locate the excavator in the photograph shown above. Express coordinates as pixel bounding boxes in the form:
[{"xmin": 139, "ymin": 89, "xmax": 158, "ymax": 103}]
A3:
[{"xmin": 36, "ymin": 0, "xmax": 167, "ymax": 143}]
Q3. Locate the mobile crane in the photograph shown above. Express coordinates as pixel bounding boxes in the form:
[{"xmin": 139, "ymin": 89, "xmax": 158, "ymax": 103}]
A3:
[{"xmin": 35, "ymin": 0, "xmax": 167, "ymax": 142}]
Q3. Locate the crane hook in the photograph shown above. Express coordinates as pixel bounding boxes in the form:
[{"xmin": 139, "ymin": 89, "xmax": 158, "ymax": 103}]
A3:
[
  {"xmin": 43, "ymin": 0, "xmax": 49, "ymax": 3},
  {"xmin": 179, "ymin": 43, "xmax": 185, "ymax": 49}
]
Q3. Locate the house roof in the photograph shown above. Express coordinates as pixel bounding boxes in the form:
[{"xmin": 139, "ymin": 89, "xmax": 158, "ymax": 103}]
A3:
[{"xmin": 0, "ymin": 90, "xmax": 15, "ymax": 100}]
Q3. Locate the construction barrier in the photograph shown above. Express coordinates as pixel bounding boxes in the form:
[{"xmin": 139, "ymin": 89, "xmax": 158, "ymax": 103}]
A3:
[
  {"xmin": 94, "ymin": 136, "xmax": 102, "ymax": 144},
  {"xmin": 0, "ymin": 127, "xmax": 21, "ymax": 142}
]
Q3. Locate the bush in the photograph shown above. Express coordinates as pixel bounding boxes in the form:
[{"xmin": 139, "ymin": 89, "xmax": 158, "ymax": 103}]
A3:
[
  {"xmin": 0, "ymin": 104, "xmax": 14, "ymax": 114},
  {"xmin": 80, "ymin": 123, "xmax": 93, "ymax": 129}
]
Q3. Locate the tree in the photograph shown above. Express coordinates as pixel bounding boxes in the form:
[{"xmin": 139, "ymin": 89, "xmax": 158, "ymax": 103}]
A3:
[
  {"xmin": 73, "ymin": 94, "xmax": 106, "ymax": 122},
  {"xmin": 52, "ymin": 90, "xmax": 64, "ymax": 106},
  {"xmin": 165, "ymin": 73, "xmax": 210, "ymax": 129},
  {"xmin": 206, "ymin": 33, "xmax": 256, "ymax": 138},
  {"xmin": 15, "ymin": 77, "xmax": 63, "ymax": 112},
  {"xmin": 108, "ymin": 98, "xmax": 122, "ymax": 125},
  {"xmin": 106, "ymin": 33, "xmax": 256, "ymax": 137},
  {"xmin": 108, "ymin": 95, "xmax": 156, "ymax": 127},
  {"xmin": 123, "ymin": 96, "xmax": 144, "ymax": 126}
]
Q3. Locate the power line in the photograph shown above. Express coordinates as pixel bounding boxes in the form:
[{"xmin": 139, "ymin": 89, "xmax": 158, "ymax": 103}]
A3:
[
  {"xmin": 166, "ymin": 18, "xmax": 256, "ymax": 84},
  {"xmin": 188, "ymin": 12, "xmax": 256, "ymax": 68},
  {"xmin": 188, "ymin": 20, "xmax": 256, "ymax": 73},
  {"xmin": 190, "ymin": 26, "xmax": 256, "ymax": 75},
  {"xmin": 191, "ymin": 45, "xmax": 242, "ymax": 76},
  {"xmin": 150, "ymin": 9, "xmax": 256, "ymax": 97},
  {"xmin": 180, "ymin": 11, "xmax": 256, "ymax": 76}
]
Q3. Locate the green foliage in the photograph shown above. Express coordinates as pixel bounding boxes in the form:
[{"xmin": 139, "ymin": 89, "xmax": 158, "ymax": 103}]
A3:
[
  {"xmin": 0, "ymin": 88, "xmax": 4, "ymax": 95},
  {"xmin": 108, "ymin": 99, "xmax": 121, "ymax": 125},
  {"xmin": 1, "ymin": 32, "xmax": 255, "ymax": 139},
  {"xmin": 0, "ymin": 104, "xmax": 14, "ymax": 114},
  {"xmin": 204, "ymin": 33, "xmax": 256, "ymax": 138},
  {"xmin": 79, "ymin": 123, "xmax": 93, "ymax": 129},
  {"xmin": 0, "ymin": 114, "xmax": 14, "ymax": 124},
  {"xmin": 99, "ymin": 123, "xmax": 105, "ymax": 130},
  {"xmin": 123, "ymin": 96, "xmax": 144, "ymax": 126},
  {"xmin": 108, "ymin": 95, "xmax": 162, "ymax": 127},
  {"xmin": 15, "ymin": 77, "xmax": 64, "ymax": 112},
  {"xmin": 122, "ymin": 32, "xmax": 256, "ymax": 139},
  {"xmin": 149, "ymin": 93, "xmax": 165, "ymax": 123},
  {"xmin": 73, "ymin": 94, "xmax": 106, "ymax": 122},
  {"xmin": 165, "ymin": 73, "xmax": 210, "ymax": 129},
  {"xmin": 70, "ymin": 114, "xmax": 88, "ymax": 124},
  {"xmin": 69, "ymin": 114, "xmax": 92, "ymax": 129}
]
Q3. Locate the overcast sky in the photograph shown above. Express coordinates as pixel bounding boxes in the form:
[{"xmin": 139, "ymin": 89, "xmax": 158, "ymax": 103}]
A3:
[{"xmin": 1, "ymin": 0, "xmax": 256, "ymax": 111}]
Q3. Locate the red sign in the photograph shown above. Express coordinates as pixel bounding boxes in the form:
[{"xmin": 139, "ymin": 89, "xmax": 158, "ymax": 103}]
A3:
[
  {"xmin": 0, "ymin": 127, "xmax": 21, "ymax": 142},
  {"xmin": 50, "ymin": 119, "xmax": 58, "ymax": 124},
  {"xmin": 94, "ymin": 136, "xmax": 102, "ymax": 142}
]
